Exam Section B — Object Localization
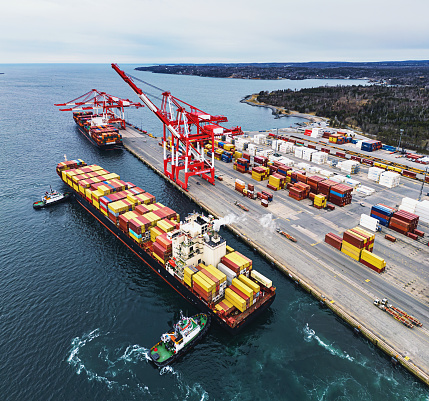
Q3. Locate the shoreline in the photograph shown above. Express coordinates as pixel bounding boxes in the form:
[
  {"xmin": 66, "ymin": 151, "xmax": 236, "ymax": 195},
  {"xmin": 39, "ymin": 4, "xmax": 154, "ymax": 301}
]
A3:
[{"xmin": 241, "ymin": 95, "xmax": 327, "ymax": 125}]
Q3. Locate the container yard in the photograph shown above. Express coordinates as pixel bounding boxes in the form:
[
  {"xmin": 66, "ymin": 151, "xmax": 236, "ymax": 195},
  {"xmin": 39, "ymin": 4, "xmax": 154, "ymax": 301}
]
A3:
[{"xmin": 117, "ymin": 122, "xmax": 429, "ymax": 386}]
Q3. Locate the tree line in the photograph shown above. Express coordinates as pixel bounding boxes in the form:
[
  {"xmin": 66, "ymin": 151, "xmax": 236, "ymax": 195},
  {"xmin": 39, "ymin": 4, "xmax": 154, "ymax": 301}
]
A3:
[{"xmin": 256, "ymin": 85, "xmax": 429, "ymax": 153}]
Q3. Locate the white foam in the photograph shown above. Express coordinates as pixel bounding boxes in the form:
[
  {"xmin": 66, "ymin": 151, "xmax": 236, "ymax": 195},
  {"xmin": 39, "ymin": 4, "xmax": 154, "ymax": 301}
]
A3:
[{"xmin": 303, "ymin": 323, "xmax": 354, "ymax": 362}]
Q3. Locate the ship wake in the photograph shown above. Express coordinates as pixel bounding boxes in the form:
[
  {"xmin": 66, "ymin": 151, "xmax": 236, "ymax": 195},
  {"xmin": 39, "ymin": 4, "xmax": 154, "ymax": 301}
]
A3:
[
  {"xmin": 67, "ymin": 329, "xmax": 208, "ymax": 399},
  {"xmin": 303, "ymin": 323, "xmax": 354, "ymax": 362}
]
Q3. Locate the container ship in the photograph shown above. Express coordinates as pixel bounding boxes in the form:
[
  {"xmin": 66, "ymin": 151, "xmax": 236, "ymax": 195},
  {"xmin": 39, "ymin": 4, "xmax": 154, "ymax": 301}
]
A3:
[
  {"xmin": 56, "ymin": 159, "xmax": 276, "ymax": 333},
  {"xmin": 73, "ymin": 112, "xmax": 123, "ymax": 149}
]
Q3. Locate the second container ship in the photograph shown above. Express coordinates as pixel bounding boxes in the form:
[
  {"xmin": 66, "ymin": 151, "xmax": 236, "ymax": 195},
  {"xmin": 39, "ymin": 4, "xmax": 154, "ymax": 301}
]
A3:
[
  {"xmin": 56, "ymin": 159, "xmax": 276, "ymax": 333},
  {"xmin": 73, "ymin": 112, "xmax": 123, "ymax": 149}
]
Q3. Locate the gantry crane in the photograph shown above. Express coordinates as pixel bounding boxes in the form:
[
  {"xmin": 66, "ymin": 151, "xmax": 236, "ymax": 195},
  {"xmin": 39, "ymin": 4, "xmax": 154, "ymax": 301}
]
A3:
[
  {"xmin": 111, "ymin": 63, "xmax": 243, "ymax": 190},
  {"xmin": 55, "ymin": 89, "xmax": 143, "ymax": 129}
]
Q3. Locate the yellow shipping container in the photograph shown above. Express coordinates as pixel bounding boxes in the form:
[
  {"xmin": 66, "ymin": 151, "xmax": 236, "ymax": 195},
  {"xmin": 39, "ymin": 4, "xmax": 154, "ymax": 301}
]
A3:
[
  {"xmin": 126, "ymin": 194, "xmax": 141, "ymax": 205},
  {"xmin": 204, "ymin": 264, "xmax": 227, "ymax": 283},
  {"xmin": 341, "ymin": 246, "xmax": 361, "ymax": 261},
  {"xmin": 184, "ymin": 267, "xmax": 196, "ymax": 277},
  {"xmin": 157, "ymin": 219, "xmax": 175, "ymax": 232},
  {"xmin": 194, "ymin": 272, "xmax": 215, "ymax": 292},
  {"xmin": 226, "ymin": 245, "xmax": 234, "ymax": 254},
  {"xmin": 222, "ymin": 299, "xmax": 234, "ymax": 309},
  {"xmin": 361, "ymin": 249, "xmax": 386, "ymax": 269},
  {"xmin": 129, "ymin": 231, "xmax": 142, "ymax": 243},
  {"xmin": 92, "ymin": 199, "xmax": 100, "ymax": 209},
  {"xmin": 135, "ymin": 193, "xmax": 153, "ymax": 205},
  {"xmin": 232, "ymin": 278, "xmax": 253, "ymax": 302},
  {"xmin": 145, "ymin": 212, "xmax": 161, "ymax": 226},
  {"xmin": 225, "ymin": 288, "xmax": 246, "ymax": 312},
  {"xmin": 108, "ymin": 200, "xmax": 127, "ymax": 214},
  {"xmin": 268, "ymin": 176, "xmax": 281, "ymax": 188},
  {"xmin": 238, "ymin": 274, "xmax": 260, "ymax": 294},
  {"xmin": 91, "ymin": 189, "xmax": 105, "ymax": 201},
  {"xmin": 341, "ymin": 241, "xmax": 362, "ymax": 255},
  {"xmin": 353, "ymin": 227, "xmax": 375, "ymax": 242},
  {"xmin": 227, "ymin": 251, "xmax": 251, "ymax": 269},
  {"xmin": 100, "ymin": 207, "xmax": 108, "ymax": 216},
  {"xmin": 87, "ymin": 164, "xmax": 103, "ymax": 171},
  {"xmin": 85, "ymin": 188, "xmax": 94, "ymax": 200},
  {"xmin": 102, "ymin": 173, "xmax": 120, "ymax": 180},
  {"xmin": 150, "ymin": 226, "xmax": 164, "ymax": 242}
]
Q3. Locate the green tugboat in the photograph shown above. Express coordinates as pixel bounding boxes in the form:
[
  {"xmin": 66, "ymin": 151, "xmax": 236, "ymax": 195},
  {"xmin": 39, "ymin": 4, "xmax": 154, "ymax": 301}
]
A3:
[
  {"xmin": 150, "ymin": 312, "xmax": 210, "ymax": 367},
  {"xmin": 33, "ymin": 187, "xmax": 70, "ymax": 209}
]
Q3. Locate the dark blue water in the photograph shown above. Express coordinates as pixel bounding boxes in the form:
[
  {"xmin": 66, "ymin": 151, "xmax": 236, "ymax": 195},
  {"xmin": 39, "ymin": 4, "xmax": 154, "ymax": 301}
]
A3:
[{"xmin": 1, "ymin": 64, "xmax": 427, "ymax": 400}]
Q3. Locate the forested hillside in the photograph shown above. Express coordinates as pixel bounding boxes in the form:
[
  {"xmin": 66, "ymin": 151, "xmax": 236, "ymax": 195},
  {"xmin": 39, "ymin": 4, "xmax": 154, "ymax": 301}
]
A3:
[{"xmin": 256, "ymin": 85, "xmax": 429, "ymax": 152}]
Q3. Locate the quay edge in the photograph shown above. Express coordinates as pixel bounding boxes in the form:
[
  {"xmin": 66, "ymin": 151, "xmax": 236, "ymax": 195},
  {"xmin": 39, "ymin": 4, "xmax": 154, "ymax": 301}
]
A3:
[{"xmin": 121, "ymin": 137, "xmax": 429, "ymax": 388}]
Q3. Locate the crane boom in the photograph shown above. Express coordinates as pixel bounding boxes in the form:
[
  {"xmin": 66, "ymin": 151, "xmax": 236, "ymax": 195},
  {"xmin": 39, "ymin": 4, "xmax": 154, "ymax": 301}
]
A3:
[{"xmin": 111, "ymin": 63, "xmax": 217, "ymax": 190}]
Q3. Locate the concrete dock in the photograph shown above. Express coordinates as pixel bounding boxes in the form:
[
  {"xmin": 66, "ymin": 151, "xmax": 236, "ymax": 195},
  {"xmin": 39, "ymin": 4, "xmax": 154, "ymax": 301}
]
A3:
[{"xmin": 120, "ymin": 125, "xmax": 429, "ymax": 385}]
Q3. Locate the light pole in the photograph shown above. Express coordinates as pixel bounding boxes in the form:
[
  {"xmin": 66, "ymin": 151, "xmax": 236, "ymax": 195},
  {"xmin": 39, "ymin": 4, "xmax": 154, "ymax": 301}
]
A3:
[
  {"xmin": 418, "ymin": 166, "xmax": 428, "ymax": 201},
  {"xmin": 397, "ymin": 129, "xmax": 403, "ymax": 153}
]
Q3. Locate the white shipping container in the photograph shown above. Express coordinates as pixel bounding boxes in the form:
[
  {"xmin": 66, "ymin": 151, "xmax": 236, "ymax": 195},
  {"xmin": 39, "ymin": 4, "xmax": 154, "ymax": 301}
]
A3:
[
  {"xmin": 311, "ymin": 151, "xmax": 328, "ymax": 165},
  {"xmin": 271, "ymin": 140, "xmax": 278, "ymax": 150},
  {"xmin": 331, "ymin": 175, "xmax": 347, "ymax": 183},
  {"xmin": 344, "ymin": 178, "xmax": 361, "ymax": 188},
  {"xmin": 356, "ymin": 185, "xmax": 375, "ymax": 196},
  {"xmin": 319, "ymin": 169, "xmax": 334, "ymax": 177},
  {"xmin": 294, "ymin": 147, "xmax": 304, "ymax": 158},
  {"xmin": 297, "ymin": 162, "xmax": 310, "ymax": 171},
  {"xmin": 415, "ymin": 200, "xmax": 429, "ymax": 224},
  {"xmin": 400, "ymin": 197, "xmax": 419, "ymax": 213},
  {"xmin": 368, "ymin": 167, "xmax": 384, "ymax": 182},
  {"xmin": 250, "ymin": 270, "xmax": 272, "ymax": 288},
  {"xmin": 379, "ymin": 171, "xmax": 400, "ymax": 188},
  {"xmin": 360, "ymin": 214, "xmax": 379, "ymax": 232}
]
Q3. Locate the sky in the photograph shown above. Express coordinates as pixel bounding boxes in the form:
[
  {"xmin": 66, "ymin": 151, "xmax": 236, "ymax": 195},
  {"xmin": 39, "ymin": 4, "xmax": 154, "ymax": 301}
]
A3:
[{"xmin": 1, "ymin": 0, "xmax": 429, "ymax": 63}]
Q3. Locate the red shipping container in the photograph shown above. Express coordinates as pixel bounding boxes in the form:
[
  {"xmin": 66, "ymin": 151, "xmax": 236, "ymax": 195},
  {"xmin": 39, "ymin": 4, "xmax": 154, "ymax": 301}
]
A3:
[
  {"xmin": 385, "ymin": 234, "xmax": 396, "ymax": 242},
  {"xmin": 129, "ymin": 215, "xmax": 151, "ymax": 234},
  {"xmin": 229, "ymin": 285, "xmax": 250, "ymax": 307},
  {"xmin": 343, "ymin": 231, "xmax": 365, "ymax": 248},
  {"xmin": 406, "ymin": 232, "xmax": 418, "ymax": 240},
  {"xmin": 325, "ymin": 233, "xmax": 342, "ymax": 250},
  {"xmin": 296, "ymin": 173, "xmax": 307, "ymax": 183},
  {"xmin": 201, "ymin": 269, "xmax": 220, "ymax": 291}
]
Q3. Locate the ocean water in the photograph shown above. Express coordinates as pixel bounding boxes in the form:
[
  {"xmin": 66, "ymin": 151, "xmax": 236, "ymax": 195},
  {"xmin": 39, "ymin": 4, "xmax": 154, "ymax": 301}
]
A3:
[{"xmin": 0, "ymin": 64, "xmax": 428, "ymax": 400}]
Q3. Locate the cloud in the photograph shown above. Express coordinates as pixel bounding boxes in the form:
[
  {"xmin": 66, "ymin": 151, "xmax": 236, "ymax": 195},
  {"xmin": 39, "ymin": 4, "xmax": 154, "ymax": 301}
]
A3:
[{"xmin": 1, "ymin": 0, "xmax": 429, "ymax": 63}]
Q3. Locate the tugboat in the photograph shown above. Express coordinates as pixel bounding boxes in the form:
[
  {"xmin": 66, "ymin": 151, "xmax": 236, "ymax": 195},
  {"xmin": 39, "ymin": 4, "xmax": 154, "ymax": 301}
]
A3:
[
  {"xmin": 150, "ymin": 312, "xmax": 210, "ymax": 367},
  {"xmin": 33, "ymin": 187, "xmax": 70, "ymax": 209}
]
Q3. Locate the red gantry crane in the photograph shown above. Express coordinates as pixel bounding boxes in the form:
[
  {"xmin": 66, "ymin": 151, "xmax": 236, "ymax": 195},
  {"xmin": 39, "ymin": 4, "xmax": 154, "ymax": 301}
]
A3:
[
  {"xmin": 55, "ymin": 89, "xmax": 144, "ymax": 129},
  {"xmin": 111, "ymin": 63, "xmax": 243, "ymax": 190}
]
